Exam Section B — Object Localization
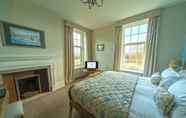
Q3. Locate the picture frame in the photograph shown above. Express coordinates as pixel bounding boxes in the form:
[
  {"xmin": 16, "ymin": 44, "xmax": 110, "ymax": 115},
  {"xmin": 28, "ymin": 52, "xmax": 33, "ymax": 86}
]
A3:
[
  {"xmin": 97, "ymin": 44, "xmax": 104, "ymax": 51},
  {"xmin": 0, "ymin": 22, "xmax": 4, "ymax": 47},
  {"xmin": 3, "ymin": 22, "xmax": 45, "ymax": 48}
]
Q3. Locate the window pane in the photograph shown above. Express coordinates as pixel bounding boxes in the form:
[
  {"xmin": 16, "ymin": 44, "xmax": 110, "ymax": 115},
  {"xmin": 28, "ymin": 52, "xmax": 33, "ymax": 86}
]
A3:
[
  {"xmin": 73, "ymin": 38, "xmax": 81, "ymax": 46},
  {"xmin": 139, "ymin": 33, "xmax": 147, "ymax": 42},
  {"xmin": 125, "ymin": 28, "xmax": 131, "ymax": 36},
  {"xmin": 131, "ymin": 26, "xmax": 139, "ymax": 35},
  {"xmin": 73, "ymin": 32, "xmax": 81, "ymax": 46},
  {"xmin": 73, "ymin": 32, "xmax": 80, "ymax": 40},
  {"xmin": 139, "ymin": 24, "xmax": 148, "ymax": 33},
  {"xmin": 74, "ymin": 47, "xmax": 81, "ymax": 66},
  {"xmin": 124, "ymin": 36, "xmax": 130, "ymax": 44},
  {"xmin": 131, "ymin": 35, "xmax": 138, "ymax": 43}
]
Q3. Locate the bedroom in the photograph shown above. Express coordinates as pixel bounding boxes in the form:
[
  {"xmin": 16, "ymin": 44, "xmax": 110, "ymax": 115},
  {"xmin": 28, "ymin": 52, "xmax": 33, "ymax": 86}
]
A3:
[{"xmin": 0, "ymin": 0, "xmax": 186, "ymax": 118}]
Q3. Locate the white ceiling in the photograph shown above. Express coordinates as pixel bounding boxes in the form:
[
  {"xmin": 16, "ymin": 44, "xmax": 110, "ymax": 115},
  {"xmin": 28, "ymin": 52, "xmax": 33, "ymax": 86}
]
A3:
[{"xmin": 30, "ymin": 0, "xmax": 185, "ymax": 30}]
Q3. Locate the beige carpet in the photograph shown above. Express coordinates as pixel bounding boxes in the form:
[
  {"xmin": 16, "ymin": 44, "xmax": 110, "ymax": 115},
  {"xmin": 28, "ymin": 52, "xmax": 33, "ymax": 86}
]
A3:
[{"xmin": 23, "ymin": 86, "xmax": 81, "ymax": 118}]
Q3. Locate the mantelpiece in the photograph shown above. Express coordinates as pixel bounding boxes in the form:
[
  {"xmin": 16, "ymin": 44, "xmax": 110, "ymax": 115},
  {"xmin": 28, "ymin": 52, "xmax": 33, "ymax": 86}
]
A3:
[{"xmin": 0, "ymin": 55, "xmax": 59, "ymax": 91}]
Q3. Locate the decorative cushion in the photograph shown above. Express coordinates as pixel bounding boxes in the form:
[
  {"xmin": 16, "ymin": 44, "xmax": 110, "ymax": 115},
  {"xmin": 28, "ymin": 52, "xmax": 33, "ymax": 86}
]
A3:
[
  {"xmin": 154, "ymin": 87, "xmax": 175, "ymax": 116},
  {"xmin": 168, "ymin": 79, "xmax": 186, "ymax": 118},
  {"xmin": 179, "ymin": 70, "xmax": 186, "ymax": 78},
  {"xmin": 151, "ymin": 72, "xmax": 161, "ymax": 85},
  {"xmin": 159, "ymin": 76, "xmax": 181, "ymax": 90}
]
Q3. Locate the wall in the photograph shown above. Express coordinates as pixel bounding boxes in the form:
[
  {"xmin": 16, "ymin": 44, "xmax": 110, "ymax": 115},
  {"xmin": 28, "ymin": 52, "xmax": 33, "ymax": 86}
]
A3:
[
  {"xmin": 93, "ymin": 26, "xmax": 115, "ymax": 70},
  {"xmin": 0, "ymin": 0, "xmax": 65, "ymax": 89},
  {"xmin": 93, "ymin": 2, "xmax": 186, "ymax": 71},
  {"xmin": 158, "ymin": 3, "xmax": 186, "ymax": 70}
]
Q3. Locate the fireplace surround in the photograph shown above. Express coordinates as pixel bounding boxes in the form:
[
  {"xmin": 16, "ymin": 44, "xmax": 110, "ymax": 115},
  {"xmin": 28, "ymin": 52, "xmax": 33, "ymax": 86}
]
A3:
[{"xmin": 2, "ymin": 68, "xmax": 52, "ymax": 103}]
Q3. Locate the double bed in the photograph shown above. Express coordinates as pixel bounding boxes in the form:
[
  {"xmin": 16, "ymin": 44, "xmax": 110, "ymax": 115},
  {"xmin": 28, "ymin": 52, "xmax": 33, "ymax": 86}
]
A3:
[{"xmin": 68, "ymin": 71, "xmax": 168, "ymax": 118}]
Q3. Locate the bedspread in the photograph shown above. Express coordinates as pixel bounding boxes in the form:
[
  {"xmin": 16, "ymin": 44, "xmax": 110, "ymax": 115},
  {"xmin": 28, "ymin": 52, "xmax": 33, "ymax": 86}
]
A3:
[{"xmin": 70, "ymin": 71, "xmax": 139, "ymax": 118}]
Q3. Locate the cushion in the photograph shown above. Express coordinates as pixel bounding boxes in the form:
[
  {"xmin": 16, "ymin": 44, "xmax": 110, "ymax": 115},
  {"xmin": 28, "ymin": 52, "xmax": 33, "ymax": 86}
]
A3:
[
  {"xmin": 161, "ymin": 68, "xmax": 180, "ymax": 79},
  {"xmin": 151, "ymin": 72, "xmax": 161, "ymax": 85},
  {"xmin": 159, "ymin": 76, "xmax": 181, "ymax": 90},
  {"xmin": 154, "ymin": 87, "xmax": 175, "ymax": 116},
  {"xmin": 168, "ymin": 79, "xmax": 186, "ymax": 118},
  {"xmin": 179, "ymin": 70, "xmax": 186, "ymax": 78}
]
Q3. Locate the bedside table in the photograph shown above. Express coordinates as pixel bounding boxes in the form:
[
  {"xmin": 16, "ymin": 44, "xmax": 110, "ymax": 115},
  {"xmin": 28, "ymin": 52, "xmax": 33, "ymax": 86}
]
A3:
[
  {"xmin": 88, "ymin": 70, "xmax": 103, "ymax": 77},
  {"xmin": 72, "ymin": 70, "xmax": 103, "ymax": 83}
]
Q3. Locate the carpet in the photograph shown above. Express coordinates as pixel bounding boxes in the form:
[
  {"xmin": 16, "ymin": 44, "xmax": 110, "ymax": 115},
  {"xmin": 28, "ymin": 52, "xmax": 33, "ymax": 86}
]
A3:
[{"xmin": 23, "ymin": 86, "xmax": 81, "ymax": 118}]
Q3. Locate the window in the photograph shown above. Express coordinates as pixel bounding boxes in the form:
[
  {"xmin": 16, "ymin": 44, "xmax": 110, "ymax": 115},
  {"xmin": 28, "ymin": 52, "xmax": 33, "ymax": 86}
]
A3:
[
  {"xmin": 120, "ymin": 19, "xmax": 148, "ymax": 73},
  {"xmin": 73, "ymin": 28, "xmax": 87, "ymax": 68}
]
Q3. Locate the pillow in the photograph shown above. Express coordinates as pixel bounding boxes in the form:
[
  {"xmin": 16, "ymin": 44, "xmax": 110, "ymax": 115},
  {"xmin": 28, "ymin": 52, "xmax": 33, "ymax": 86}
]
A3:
[
  {"xmin": 159, "ymin": 76, "xmax": 181, "ymax": 89},
  {"xmin": 151, "ymin": 72, "xmax": 162, "ymax": 85},
  {"xmin": 154, "ymin": 87, "xmax": 175, "ymax": 116},
  {"xmin": 168, "ymin": 79, "xmax": 186, "ymax": 118},
  {"xmin": 161, "ymin": 68, "xmax": 180, "ymax": 79},
  {"xmin": 179, "ymin": 70, "xmax": 186, "ymax": 78}
]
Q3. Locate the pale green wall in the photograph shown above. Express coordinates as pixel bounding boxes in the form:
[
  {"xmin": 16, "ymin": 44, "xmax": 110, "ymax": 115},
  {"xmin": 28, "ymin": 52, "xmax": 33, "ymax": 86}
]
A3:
[
  {"xmin": 158, "ymin": 3, "xmax": 186, "ymax": 70},
  {"xmin": 0, "ymin": 0, "xmax": 65, "ymax": 87},
  {"xmin": 93, "ymin": 26, "xmax": 115, "ymax": 70},
  {"xmin": 93, "ymin": 2, "xmax": 186, "ymax": 71}
]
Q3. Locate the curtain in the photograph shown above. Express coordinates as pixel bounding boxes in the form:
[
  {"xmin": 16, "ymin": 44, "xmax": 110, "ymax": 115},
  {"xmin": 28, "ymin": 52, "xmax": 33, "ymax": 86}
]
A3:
[
  {"xmin": 113, "ymin": 26, "xmax": 122, "ymax": 71},
  {"xmin": 64, "ymin": 24, "xmax": 74, "ymax": 85},
  {"xmin": 144, "ymin": 16, "xmax": 160, "ymax": 76}
]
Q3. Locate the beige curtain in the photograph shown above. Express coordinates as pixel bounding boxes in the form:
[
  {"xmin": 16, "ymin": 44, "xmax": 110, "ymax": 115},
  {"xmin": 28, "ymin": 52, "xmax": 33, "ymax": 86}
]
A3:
[
  {"xmin": 64, "ymin": 24, "xmax": 74, "ymax": 85},
  {"xmin": 113, "ymin": 26, "xmax": 122, "ymax": 71},
  {"xmin": 144, "ymin": 16, "xmax": 160, "ymax": 76}
]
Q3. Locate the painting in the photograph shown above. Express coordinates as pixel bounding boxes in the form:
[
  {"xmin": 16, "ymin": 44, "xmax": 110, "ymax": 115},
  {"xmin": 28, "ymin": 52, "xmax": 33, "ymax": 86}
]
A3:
[
  {"xmin": 0, "ymin": 22, "xmax": 3, "ymax": 47},
  {"xmin": 3, "ymin": 22, "xmax": 45, "ymax": 48},
  {"xmin": 97, "ymin": 44, "xmax": 104, "ymax": 51}
]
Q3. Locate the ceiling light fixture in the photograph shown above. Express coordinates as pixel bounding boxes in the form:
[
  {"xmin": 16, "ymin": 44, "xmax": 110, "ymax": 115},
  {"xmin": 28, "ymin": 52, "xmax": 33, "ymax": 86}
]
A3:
[{"xmin": 80, "ymin": 0, "xmax": 104, "ymax": 9}]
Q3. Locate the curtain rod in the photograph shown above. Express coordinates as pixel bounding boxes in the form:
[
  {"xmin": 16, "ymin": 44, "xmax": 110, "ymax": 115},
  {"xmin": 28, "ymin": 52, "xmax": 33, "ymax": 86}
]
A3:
[{"xmin": 114, "ymin": 8, "xmax": 161, "ymax": 27}]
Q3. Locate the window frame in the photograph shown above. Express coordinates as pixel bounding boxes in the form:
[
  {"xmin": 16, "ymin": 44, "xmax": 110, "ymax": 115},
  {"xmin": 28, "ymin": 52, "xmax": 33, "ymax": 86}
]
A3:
[
  {"xmin": 120, "ymin": 19, "xmax": 149, "ymax": 73},
  {"xmin": 73, "ymin": 28, "xmax": 87, "ymax": 69}
]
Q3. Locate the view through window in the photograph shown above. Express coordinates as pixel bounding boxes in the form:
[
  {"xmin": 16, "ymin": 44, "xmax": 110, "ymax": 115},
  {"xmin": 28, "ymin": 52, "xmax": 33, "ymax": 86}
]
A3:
[
  {"xmin": 120, "ymin": 19, "xmax": 148, "ymax": 73},
  {"xmin": 73, "ymin": 28, "xmax": 87, "ymax": 68}
]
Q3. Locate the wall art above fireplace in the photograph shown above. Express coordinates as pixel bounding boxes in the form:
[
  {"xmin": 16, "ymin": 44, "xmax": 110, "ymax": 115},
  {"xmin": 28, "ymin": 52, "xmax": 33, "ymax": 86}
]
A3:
[{"xmin": 1, "ymin": 21, "xmax": 45, "ymax": 48}]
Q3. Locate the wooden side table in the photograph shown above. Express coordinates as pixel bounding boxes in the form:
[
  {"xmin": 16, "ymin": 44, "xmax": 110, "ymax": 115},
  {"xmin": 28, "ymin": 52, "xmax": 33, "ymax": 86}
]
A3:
[
  {"xmin": 72, "ymin": 70, "xmax": 103, "ymax": 84},
  {"xmin": 87, "ymin": 69, "xmax": 103, "ymax": 77}
]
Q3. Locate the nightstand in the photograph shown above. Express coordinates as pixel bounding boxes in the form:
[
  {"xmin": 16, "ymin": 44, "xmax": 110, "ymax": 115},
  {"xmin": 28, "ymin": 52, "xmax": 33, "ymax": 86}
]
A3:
[
  {"xmin": 73, "ymin": 69, "xmax": 103, "ymax": 83},
  {"xmin": 87, "ymin": 69, "xmax": 103, "ymax": 77}
]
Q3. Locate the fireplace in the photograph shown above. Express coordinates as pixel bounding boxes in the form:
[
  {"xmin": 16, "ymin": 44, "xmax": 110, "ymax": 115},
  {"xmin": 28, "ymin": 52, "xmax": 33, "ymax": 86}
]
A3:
[
  {"xmin": 2, "ymin": 68, "xmax": 51, "ymax": 103},
  {"xmin": 16, "ymin": 74, "xmax": 41, "ymax": 100}
]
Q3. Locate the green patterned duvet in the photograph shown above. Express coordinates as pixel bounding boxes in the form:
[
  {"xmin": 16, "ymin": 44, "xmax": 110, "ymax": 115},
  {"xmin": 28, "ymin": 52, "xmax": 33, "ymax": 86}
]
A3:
[{"xmin": 70, "ymin": 71, "xmax": 139, "ymax": 118}]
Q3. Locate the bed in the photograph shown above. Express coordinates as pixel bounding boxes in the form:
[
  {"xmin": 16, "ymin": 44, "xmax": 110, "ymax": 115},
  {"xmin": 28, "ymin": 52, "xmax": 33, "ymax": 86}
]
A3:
[{"xmin": 68, "ymin": 71, "xmax": 164, "ymax": 118}]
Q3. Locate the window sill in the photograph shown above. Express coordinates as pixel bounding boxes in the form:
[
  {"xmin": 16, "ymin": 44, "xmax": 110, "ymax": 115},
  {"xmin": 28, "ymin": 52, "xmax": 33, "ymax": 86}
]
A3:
[
  {"xmin": 119, "ymin": 69, "xmax": 143, "ymax": 76},
  {"xmin": 74, "ymin": 65, "xmax": 84, "ymax": 70}
]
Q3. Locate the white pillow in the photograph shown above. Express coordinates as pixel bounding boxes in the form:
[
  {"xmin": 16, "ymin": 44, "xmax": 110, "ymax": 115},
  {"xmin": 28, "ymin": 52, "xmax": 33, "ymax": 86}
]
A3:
[
  {"xmin": 159, "ymin": 76, "xmax": 181, "ymax": 89},
  {"xmin": 168, "ymin": 79, "xmax": 186, "ymax": 118},
  {"xmin": 179, "ymin": 70, "xmax": 186, "ymax": 78},
  {"xmin": 161, "ymin": 68, "xmax": 180, "ymax": 79}
]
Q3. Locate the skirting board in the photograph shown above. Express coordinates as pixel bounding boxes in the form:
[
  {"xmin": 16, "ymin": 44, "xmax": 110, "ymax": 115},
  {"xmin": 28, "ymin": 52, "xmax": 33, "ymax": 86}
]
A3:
[{"xmin": 54, "ymin": 81, "xmax": 65, "ymax": 91}]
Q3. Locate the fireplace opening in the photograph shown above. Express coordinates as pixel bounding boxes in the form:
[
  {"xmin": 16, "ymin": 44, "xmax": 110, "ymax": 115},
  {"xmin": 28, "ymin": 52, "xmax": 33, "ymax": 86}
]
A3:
[
  {"xmin": 16, "ymin": 75, "xmax": 41, "ymax": 100},
  {"xmin": 3, "ymin": 68, "xmax": 51, "ymax": 103}
]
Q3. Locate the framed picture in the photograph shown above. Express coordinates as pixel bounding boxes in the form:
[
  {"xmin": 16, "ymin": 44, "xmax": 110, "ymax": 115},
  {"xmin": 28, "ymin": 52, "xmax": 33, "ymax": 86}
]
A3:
[
  {"xmin": 0, "ymin": 22, "xmax": 3, "ymax": 47},
  {"xmin": 3, "ymin": 22, "xmax": 45, "ymax": 48},
  {"xmin": 97, "ymin": 44, "xmax": 104, "ymax": 51}
]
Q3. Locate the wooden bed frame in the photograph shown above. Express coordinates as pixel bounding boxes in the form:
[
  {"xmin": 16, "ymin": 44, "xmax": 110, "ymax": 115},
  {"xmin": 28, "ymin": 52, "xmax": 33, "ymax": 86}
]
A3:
[{"xmin": 68, "ymin": 85, "xmax": 95, "ymax": 118}]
